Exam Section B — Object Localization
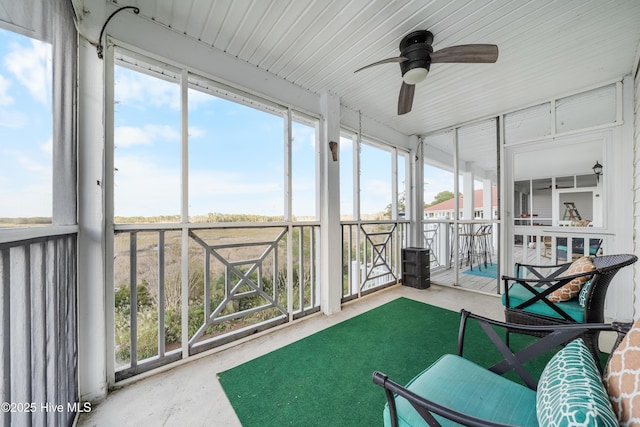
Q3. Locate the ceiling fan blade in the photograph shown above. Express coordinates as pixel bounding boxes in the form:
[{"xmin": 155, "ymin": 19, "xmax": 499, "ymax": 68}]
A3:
[
  {"xmin": 354, "ymin": 56, "xmax": 408, "ymax": 73},
  {"xmin": 430, "ymin": 44, "xmax": 498, "ymax": 63},
  {"xmin": 398, "ymin": 82, "xmax": 415, "ymax": 115}
]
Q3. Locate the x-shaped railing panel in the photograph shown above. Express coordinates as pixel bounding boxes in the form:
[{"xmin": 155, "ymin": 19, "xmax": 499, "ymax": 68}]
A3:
[
  {"xmin": 189, "ymin": 229, "xmax": 288, "ymax": 346},
  {"xmin": 359, "ymin": 224, "xmax": 398, "ymax": 291}
]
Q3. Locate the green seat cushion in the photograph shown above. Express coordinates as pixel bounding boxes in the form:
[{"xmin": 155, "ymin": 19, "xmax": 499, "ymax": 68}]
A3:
[
  {"xmin": 557, "ymin": 245, "xmax": 599, "ymax": 256},
  {"xmin": 536, "ymin": 339, "xmax": 617, "ymax": 426},
  {"xmin": 383, "ymin": 354, "xmax": 538, "ymax": 427},
  {"xmin": 502, "ymin": 283, "xmax": 584, "ymax": 322}
]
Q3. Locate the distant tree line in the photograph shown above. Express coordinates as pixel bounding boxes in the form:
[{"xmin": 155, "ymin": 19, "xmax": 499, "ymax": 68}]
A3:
[{"xmin": 0, "ymin": 217, "xmax": 51, "ymax": 225}]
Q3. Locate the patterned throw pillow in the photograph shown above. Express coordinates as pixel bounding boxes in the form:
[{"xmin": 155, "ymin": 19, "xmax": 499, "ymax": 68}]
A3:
[
  {"xmin": 537, "ymin": 339, "xmax": 617, "ymax": 426},
  {"xmin": 604, "ymin": 317, "xmax": 640, "ymax": 425},
  {"xmin": 578, "ymin": 279, "xmax": 592, "ymax": 308},
  {"xmin": 547, "ymin": 256, "xmax": 595, "ymax": 302}
]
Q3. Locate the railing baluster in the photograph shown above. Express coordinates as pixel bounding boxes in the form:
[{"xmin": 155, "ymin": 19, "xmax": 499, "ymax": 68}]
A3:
[
  {"xmin": 129, "ymin": 231, "xmax": 137, "ymax": 368},
  {"xmin": 298, "ymin": 226, "xmax": 304, "ymax": 312},
  {"xmin": 204, "ymin": 243, "xmax": 210, "ymax": 326},
  {"xmin": 158, "ymin": 231, "xmax": 165, "ymax": 358}
]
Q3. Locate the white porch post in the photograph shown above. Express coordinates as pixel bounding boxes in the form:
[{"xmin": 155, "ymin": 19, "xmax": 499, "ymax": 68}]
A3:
[
  {"xmin": 77, "ymin": 2, "xmax": 108, "ymax": 402},
  {"xmin": 319, "ymin": 92, "xmax": 342, "ymax": 315},
  {"xmin": 410, "ymin": 135, "xmax": 423, "ymax": 246},
  {"xmin": 483, "ymin": 178, "xmax": 493, "ymax": 220},
  {"xmin": 462, "ymin": 168, "xmax": 475, "ymax": 219}
]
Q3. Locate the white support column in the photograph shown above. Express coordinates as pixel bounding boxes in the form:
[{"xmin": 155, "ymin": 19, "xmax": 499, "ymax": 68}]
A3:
[
  {"xmin": 77, "ymin": 11, "xmax": 108, "ymax": 401},
  {"xmin": 410, "ymin": 135, "xmax": 423, "ymax": 246},
  {"xmin": 180, "ymin": 69, "xmax": 190, "ymax": 359},
  {"xmin": 483, "ymin": 178, "xmax": 493, "ymax": 220},
  {"xmin": 462, "ymin": 167, "xmax": 475, "ymax": 219},
  {"xmin": 613, "ymin": 75, "xmax": 635, "ymax": 322},
  {"xmin": 319, "ymin": 91, "xmax": 342, "ymax": 315}
]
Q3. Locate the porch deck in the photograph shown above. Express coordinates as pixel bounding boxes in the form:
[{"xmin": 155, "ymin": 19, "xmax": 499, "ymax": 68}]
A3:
[{"xmin": 77, "ymin": 284, "xmax": 504, "ymax": 426}]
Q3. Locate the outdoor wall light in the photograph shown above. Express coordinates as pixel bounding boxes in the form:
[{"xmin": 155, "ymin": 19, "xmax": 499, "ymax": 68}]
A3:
[{"xmin": 593, "ymin": 161, "xmax": 603, "ymax": 182}]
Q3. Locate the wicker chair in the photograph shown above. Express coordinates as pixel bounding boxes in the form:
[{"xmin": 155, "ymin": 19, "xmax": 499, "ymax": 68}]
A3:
[{"xmin": 502, "ymin": 253, "xmax": 637, "ymax": 363}]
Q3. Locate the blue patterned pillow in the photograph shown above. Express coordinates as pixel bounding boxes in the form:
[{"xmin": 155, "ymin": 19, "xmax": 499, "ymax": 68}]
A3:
[
  {"xmin": 537, "ymin": 339, "xmax": 617, "ymax": 426},
  {"xmin": 578, "ymin": 279, "xmax": 592, "ymax": 307}
]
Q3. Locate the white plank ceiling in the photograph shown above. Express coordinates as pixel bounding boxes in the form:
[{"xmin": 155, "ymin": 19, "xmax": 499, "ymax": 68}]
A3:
[{"xmin": 105, "ymin": 0, "xmax": 640, "ymax": 137}]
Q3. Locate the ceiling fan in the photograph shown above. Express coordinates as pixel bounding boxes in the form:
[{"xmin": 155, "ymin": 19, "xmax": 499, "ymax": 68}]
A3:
[{"xmin": 354, "ymin": 30, "xmax": 498, "ymax": 115}]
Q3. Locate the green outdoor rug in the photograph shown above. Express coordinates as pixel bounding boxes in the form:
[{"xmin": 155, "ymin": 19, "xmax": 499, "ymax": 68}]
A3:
[{"xmin": 218, "ymin": 297, "xmax": 552, "ymax": 427}]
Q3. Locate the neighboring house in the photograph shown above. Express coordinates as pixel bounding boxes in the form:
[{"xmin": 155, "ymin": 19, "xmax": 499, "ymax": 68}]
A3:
[{"xmin": 425, "ymin": 187, "xmax": 498, "ymax": 220}]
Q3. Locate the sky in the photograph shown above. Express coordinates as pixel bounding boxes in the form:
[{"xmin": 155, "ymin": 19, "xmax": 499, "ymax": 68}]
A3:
[
  {"xmin": 0, "ymin": 26, "xmax": 457, "ymax": 221},
  {"xmin": 0, "ymin": 27, "xmax": 52, "ymax": 218}
]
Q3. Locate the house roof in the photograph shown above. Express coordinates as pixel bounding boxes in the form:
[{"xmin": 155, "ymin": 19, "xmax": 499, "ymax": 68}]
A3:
[{"xmin": 425, "ymin": 187, "xmax": 498, "ymax": 212}]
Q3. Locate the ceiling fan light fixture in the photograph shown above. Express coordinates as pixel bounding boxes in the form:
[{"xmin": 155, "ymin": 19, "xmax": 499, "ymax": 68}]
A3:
[{"xmin": 402, "ymin": 67, "xmax": 428, "ymax": 85}]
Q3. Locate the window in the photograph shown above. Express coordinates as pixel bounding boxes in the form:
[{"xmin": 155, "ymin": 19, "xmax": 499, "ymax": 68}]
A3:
[
  {"xmin": 339, "ymin": 134, "xmax": 355, "ymax": 220},
  {"xmin": 187, "ymin": 78, "xmax": 285, "ymax": 222},
  {"xmin": 0, "ymin": 27, "xmax": 52, "ymax": 226},
  {"xmin": 360, "ymin": 141, "xmax": 391, "ymax": 219},
  {"xmin": 291, "ymin": 116, "xmax": 318, "ymax": 220},
  {"xmin": 114, "ymin": 63, "xmax": 181, "ymax": 222},
  {"xmin": 113, "ymin": 49, "xmax": 318, "ymax": 224}
]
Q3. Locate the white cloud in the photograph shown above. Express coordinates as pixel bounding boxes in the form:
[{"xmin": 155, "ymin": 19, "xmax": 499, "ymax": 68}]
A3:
[
  {"xmin": 4, "ymin": 39, "xmax": 51, "ymax": 105},
  {"xmin": 0, "ymin": 74, "xmax": 13, "ymax": 105},
  {"xmin": 17, "ymin": 154, "xmax": 50, "ymax": 175},
  {"xmin": 424, "ymin": 165, "xmax": 455, "ymax": 204},
  {"xmin": 360, "ymin": 178, "xmax": 391, "ymax": 214},
  {"xmin": 0, "ymin": 184, "xmax": 51, "ymax": 217},
  {"xmin": 114, "ymin": 155, "xmax": 181, "ymax": 217},
  {"xmin": 292, "ymin": 125, "xmax": 315, "ymax": 152},
  {"xmin": 115, "ymin": 68, "xmax": 181, "ymax": 109},
  {"xmin": 188, "ymin": 169, "xmax": 282, "ymax": 216},
  {"xmin": 0, "ymin": 108, "xmax": 27, "ymax": 128},
  {"xmin": 115, "ymin": 124, "xmax": 180, "ymax": 148},
  {"xmin": 188, "ymin": 88, "xmax": 216, "ymax": 110},
  {"xmin": 189, "ymin": 169, "xmax": 280, "ymax": 196},
  {"xmin": 40, "ymin": 137, "xmax": 52, "ymax": 155},
  {"xmin": 188, "ymin": 126, "xmax": 205, "ymax": 138},
  {"xmin": 113, "ymin": 155, "xmax": 283, "ymax": 217}
]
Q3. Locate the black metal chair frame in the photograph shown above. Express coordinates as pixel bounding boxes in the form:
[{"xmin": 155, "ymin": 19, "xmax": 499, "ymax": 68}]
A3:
[
  {"xmin": 373, "ymin": 310, "xmax": 631, "ymax": 427},
  {"xmin": 502, "ymin": 253, "xmax": 637, "ymax": 362}
]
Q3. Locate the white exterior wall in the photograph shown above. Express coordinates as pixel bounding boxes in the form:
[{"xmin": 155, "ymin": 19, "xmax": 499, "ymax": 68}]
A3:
[
  {"xmin": 634, "ymin": 60, "xmax": 640, "ymax": 319},
  {"xmin": 503, "ymin": 79, "xmax": 636, "ymax": 321},
  {"xmin": 607, "ymin": 75, "xmax": 635, "ymax": 321}
]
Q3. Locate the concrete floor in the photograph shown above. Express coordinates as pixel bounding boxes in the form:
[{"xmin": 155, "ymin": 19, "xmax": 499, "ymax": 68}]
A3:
[{"xmin": 77, "ymin": 284, "xmax": 504, "ymax": 426}]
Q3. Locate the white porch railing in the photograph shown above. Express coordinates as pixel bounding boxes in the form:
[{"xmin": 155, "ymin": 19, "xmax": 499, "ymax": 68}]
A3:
[
  {"xmin": 513, "ymin": 227, "xmax": 609, "ymax": 266},
  {"xmin": 341, "ymin": 221, "xmax": 409, "ymax": 301},
  {"xmin": 114, "ymin": 219, "xmax": 415, "ymax": 380},
  {"xmin": 0, "ymin": 233, "xmax": 78, "ymax": 427},
  {"xmin": 113, "ymin": 223, "xmax": 320, "ymax": 381}
]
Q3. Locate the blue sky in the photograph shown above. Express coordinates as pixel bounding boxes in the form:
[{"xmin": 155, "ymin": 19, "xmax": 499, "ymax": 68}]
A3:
[
  {"xmin": 0, "ymin": 26, "xmax": 455, "ymax": 221},
  {"xmin": 0, "ymin": 27, "xmax": 52, "ymax": 218},
  {"xmin": 113, "ymin": 62, "xmax": 412, "ymax": 219}
]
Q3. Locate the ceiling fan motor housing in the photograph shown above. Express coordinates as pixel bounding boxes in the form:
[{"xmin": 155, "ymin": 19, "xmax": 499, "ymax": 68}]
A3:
[
  {"xmin": 399, "ymin": 30, "xmax": 433, "ymax": 78},
  {"xmin": 399, "ymin": 30, "xmax": 434, "ymax": 50}
]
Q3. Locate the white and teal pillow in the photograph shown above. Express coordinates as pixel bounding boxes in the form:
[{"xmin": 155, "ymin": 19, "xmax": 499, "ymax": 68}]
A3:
[
  {"xmin": 536, "ymin": 338, "xmax": 617, "ymax": 426},
  {"xmin": 578, "ymin": 279, "xmax": 592, "ymax": 307}
]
